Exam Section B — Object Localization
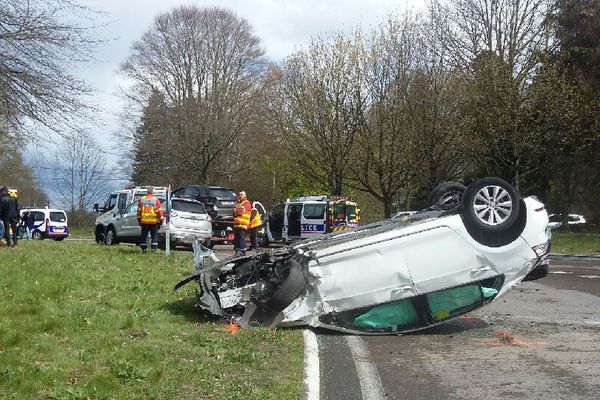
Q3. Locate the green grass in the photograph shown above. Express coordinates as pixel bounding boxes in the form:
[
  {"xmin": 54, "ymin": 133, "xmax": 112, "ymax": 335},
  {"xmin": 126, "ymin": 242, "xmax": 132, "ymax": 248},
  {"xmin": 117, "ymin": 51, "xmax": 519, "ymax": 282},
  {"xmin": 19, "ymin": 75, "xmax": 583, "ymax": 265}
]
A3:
[
  {"xmin": 0, "ymin": 241, "xmax": 303, "ymax": 400},
  {"xmin": 551, "ymin": 231, "xmax": 600, "ymax": 255}
]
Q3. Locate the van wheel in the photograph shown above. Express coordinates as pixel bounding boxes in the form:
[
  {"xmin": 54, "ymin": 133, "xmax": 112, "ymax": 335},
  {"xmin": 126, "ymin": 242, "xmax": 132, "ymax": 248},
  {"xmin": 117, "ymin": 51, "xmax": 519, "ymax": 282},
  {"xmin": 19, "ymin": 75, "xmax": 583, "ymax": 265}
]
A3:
[
  {"xmin": 105, "ymin": 227, "xmax": 118, "ymax": 245},
  {"xmin": 32, "ymin": 230, "xmax": 43, "ymax": 240},
  {"xmin": 95, "ymin": 227, "xmax": 105, "ymax": 244}
]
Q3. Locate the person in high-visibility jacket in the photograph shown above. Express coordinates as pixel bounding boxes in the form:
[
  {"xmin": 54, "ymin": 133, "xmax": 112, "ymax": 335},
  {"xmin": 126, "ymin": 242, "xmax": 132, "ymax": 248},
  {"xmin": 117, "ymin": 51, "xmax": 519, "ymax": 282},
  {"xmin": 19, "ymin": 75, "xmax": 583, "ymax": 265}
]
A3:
[
  {"xmin": 248, "ymin": 205, "xmax": 262, "ymax": 250},
  {"xmin": 233, "ymin": 191, "xmax": 252, "ymax": 255},
  {"xmin": 136, "ymin": 187, "xmax": 164, "ymax": 253}
]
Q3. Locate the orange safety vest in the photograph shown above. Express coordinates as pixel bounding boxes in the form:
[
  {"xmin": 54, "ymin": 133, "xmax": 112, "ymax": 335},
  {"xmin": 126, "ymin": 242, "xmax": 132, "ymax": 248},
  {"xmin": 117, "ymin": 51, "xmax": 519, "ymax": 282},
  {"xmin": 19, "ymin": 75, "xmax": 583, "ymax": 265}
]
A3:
[
  {"xmin": 137, "ymin": 195, "xmax": 163, "ymax": 225},
  {"xmin": 248, "ymin": 208, "xmax": 262, "ymax": 229},
  {"xmin": 233, "ymin": 199, "xmax": 251, "ymax": 230}
]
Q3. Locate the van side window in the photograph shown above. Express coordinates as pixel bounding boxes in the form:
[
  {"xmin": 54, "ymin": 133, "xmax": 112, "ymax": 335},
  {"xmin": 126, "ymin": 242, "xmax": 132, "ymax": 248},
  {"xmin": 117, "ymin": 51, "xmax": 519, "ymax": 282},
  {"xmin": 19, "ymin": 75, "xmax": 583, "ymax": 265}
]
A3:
[
  {"xmin": 303, "ymin": 204, "xmax": 326, "ymax": 219},
  {"xmin": 33, "ymin": 212, "xmax": 45, "ymax": 222},
  {"xmin": 117, "ymin": 193, "xmax": 128, "ymax": 211},
  {"xmin": 107, "ymin": 194, "xmax": 118, "ymax": 210}
]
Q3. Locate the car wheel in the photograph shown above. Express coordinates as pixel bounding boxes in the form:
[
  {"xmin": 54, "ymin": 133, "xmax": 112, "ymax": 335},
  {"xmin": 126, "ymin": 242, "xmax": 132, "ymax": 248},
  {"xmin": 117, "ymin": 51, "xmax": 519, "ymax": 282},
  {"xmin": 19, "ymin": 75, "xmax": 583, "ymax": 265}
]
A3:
[
  {"xmin": 32, "ymin": 230, "xmax": 43, "ymax": 240},
  {"xmin": 95, "ymin": 227, "xmax": 105, "ymax": 244},
  {"xmin": 262, "ymin": 257, "xmax": 308, "ymax": 313},
  {"xmin": 460, "ymin": 177, "xmax": 525, "ymax": 246},
  {"xmin": 257, "ymin": 233, "xmax": 269, "ymax": 248},
  {"xmin": 427, "ymin": 181, "xmax": 466, "ymax": 208},
  {"xmin": 105, "ymin": 227, "xmax": 118, "ymax": 246}
]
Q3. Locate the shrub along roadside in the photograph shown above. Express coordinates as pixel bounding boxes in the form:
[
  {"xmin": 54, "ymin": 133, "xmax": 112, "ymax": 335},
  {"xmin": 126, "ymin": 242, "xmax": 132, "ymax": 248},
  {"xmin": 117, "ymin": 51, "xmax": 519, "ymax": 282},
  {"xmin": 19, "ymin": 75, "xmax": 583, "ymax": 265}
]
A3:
[{"xmin": 0, "ymin": 241, "xmax": 303, "ymax": 399}]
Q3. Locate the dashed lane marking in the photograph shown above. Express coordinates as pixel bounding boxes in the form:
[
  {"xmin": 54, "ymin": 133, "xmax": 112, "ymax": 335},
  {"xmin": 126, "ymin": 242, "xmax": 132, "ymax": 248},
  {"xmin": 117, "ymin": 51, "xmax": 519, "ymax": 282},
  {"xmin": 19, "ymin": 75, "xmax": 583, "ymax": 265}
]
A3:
[
  {"xmin": 549, "ymin": 271, "xmax": 573, "ymax": 274},
  {"xmin": 346, "ymin": 336, "xmax": 385, "ymax": 400},
  {"xmin": 577, "ymin": 275, "xmax": 600, "ymax": 279},
  {"xmin": 303, "ymin": 329, "xmax": 320, "ymax": 400}
]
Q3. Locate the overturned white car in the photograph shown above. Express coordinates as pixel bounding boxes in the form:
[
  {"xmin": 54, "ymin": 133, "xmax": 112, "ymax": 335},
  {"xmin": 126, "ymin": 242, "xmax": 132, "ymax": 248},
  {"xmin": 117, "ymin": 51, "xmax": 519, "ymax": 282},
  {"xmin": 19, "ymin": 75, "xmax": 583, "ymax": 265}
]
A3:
[{"xmin": 175, "ymin": 178, "xmax": 550, "ymax": 334}]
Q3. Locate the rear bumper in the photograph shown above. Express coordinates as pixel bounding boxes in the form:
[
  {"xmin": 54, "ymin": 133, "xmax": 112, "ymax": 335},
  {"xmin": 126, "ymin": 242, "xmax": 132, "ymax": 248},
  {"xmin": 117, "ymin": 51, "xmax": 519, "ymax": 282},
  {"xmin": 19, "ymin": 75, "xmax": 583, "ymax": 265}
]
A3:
[{"xmin": 159, "ymin": 227, "xmax": 212, "ymax": 244}]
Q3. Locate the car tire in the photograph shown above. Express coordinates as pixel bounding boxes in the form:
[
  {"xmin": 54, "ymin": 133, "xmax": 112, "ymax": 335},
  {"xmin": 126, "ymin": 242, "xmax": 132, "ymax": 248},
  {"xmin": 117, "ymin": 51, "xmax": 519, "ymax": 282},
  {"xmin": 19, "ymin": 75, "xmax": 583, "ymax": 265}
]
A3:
[
  {"xmin": 32, "ymin": 230, "xmax": 44, "ymax": 240},
  {"xmin": 460, "ymin": 177, "xmax": 525, "ymax": 247},
  {"xmin": 262, "ymin": 257, "xmax": 308, "ymax": 313},
  {"xmin": 105, "ymin": 227, "xmax": 118, "ymax": 246},
  {"xmin": 257, "ymin": 233, "xmax": 269, "ymax": 248},
  {"xmin": 95, "ymin": 227, "xmax": 105, "ymax": 244},
  {"xmin": 427, "ymin": 181, "xmax": 466, "ymax": 208}
]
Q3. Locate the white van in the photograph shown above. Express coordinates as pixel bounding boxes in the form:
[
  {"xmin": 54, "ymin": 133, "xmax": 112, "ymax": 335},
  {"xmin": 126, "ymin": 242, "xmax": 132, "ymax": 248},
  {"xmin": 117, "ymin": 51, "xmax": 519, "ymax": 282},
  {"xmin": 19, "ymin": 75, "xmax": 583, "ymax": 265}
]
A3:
[
  {"xmin": 259, "ymin": 195, "xmax": 360, "ymax": 246},
  {"xmin": 21, "ymin": 208, "xmax": 69, "ymax": 240},
  {"xmin": 94, "ymin": 186, "xmax": 166, "ymax": 243}
]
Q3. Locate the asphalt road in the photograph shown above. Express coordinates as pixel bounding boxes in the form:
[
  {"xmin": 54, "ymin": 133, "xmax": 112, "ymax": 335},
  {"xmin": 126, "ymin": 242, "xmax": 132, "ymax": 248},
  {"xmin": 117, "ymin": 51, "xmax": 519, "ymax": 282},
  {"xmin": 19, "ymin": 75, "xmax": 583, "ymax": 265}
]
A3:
[{"xmin": 315, "ymin": 260, "xmax": 600, "ymax": 400}]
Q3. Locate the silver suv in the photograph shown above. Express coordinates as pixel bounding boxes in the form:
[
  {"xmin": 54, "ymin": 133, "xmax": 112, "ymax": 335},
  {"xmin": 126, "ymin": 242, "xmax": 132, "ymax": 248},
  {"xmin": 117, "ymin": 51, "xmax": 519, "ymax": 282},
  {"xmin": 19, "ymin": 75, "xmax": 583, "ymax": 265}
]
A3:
[{"xmin": 104, "ymin": 197, "xmax": 212, "ymax": 247}]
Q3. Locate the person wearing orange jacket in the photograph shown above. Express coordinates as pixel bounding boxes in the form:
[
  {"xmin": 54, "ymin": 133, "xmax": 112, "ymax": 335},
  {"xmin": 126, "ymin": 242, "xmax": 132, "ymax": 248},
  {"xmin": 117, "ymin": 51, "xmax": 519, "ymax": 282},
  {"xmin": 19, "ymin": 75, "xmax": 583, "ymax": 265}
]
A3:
[
  {"xmin": 248, "ymin": 205, "xmax": 262, "ymax": 250},
  {"xmin": 137, "ymin": 187, "xmax": 164, "ymax": 253},
  {"xmin": 233, "ymin": 191, "xmax": 252, "ymax": 255}
]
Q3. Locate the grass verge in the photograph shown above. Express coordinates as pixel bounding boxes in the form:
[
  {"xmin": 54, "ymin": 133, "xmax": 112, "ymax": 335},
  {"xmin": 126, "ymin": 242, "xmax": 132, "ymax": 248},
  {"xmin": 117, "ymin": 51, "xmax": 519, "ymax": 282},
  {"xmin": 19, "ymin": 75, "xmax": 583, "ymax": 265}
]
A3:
[
  {"xmin": 0, "ymin": 241, "xmax": 303, "ymax": 399},
  {"xmin": 550, "ymin": 231, "xmax": 600, "ymax": 255}
]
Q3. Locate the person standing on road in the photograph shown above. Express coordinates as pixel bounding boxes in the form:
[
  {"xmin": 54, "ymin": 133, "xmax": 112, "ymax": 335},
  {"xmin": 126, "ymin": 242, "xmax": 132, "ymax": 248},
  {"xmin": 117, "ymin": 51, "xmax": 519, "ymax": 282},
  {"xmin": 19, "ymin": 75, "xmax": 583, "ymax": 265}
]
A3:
[
  {"xmin": 248, "ymin": 204, "xmax": 262, "ymax": 251},
  {"xmin": 136, "ymin": 187, "xmax": 164, "ymax": 253},
  {"xmin": 233, "ymin": 191, "xmax": 251, "ymax": 255},
  {"xmin": 0, "ymin": 187, "xmax": 20, "ymax": 247}
]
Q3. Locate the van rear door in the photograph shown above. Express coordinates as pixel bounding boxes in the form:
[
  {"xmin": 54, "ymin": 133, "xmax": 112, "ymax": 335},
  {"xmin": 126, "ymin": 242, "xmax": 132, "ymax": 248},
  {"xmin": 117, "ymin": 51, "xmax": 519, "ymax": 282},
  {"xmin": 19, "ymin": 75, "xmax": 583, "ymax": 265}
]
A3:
[{"xmin": 300, "ymin": 201, "xmax": 327, "ymax": 240}]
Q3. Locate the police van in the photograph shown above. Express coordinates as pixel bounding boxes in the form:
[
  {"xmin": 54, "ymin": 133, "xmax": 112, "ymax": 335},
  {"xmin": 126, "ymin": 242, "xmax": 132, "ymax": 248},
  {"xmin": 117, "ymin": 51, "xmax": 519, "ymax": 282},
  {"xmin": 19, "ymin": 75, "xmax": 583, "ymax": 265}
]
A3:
[
  {"xmin": 94, "ymin": 186, "xmax": 166, "ymax": 243},
  {"xmin": 259, "ymin": 195, "xmax": 360, "ymax": 246}
]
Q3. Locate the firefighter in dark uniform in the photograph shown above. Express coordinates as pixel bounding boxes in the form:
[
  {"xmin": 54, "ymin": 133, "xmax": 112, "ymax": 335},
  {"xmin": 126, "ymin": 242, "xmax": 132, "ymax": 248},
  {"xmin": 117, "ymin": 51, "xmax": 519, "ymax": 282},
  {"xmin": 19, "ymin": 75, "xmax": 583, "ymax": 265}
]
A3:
[
  {"xmin": 136, "ymin": 187, "xmax": 163, "ymax": 253},
  {"xmin": 0, "ymin": 186, "xmax": 20, "ymax": 247}
]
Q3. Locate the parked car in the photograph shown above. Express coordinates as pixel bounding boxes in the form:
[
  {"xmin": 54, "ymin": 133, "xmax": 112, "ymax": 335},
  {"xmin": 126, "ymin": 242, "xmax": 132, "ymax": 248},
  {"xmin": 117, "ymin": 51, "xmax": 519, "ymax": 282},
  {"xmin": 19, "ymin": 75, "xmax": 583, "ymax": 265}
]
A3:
[
  {"xmin": 172, "ymin": 185, "xmax": 237, "ymax": 221},
  {"xmin": 547, "ymin": 213, "xmax": 586, "ymax": 230},
  {"xmin": 20, "ymin": 208, "xmax": 69, "ymax": 240},
  {"xmin": 104, "ymin": 197, "xmax": 211, "ymax": 247},
  {"xmin": 175, "ymin": 177, "xmax": 550, "ymax": 335}
]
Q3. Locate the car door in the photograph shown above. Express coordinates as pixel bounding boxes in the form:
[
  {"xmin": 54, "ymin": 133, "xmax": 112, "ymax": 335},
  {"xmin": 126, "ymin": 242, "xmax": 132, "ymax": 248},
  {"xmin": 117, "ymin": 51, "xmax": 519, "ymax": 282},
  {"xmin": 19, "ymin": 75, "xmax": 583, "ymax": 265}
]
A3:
[
  {"xmin": 116, "ymin": 202, "xmax": 140, "ymax": 240},
  {"xmin": 267, "ymin": 203, "xmax": 284, "ymax": 241},
  {"xmin": 400, "ymin": 224, "xmax": 500, "ymax": 294},
  {"xmin": 300, "ymin": 201, "xmax": 326, "ymax": 240}
]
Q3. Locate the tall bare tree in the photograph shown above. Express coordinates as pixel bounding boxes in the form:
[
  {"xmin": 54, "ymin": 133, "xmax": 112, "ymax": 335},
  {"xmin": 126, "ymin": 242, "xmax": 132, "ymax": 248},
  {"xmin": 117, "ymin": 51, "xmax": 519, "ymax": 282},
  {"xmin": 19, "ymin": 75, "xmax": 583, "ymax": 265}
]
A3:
[
  {"xmin": 54, "ymin": 131, "xmax": 109, "ymax": 217},
  {"xmin": 121, "ymin": 6, "xmax": 267, "ymax": 185},
  {"xmin": 270, "ymin": 33, "xmax": 364, "ymax": 195},
  {"xmin": 429, "ymin": 0, "xmax": 554, "ymax": 191},
  {"xmin": 0, "ymin": 0, "xmax": 100, "ymax": 139}
]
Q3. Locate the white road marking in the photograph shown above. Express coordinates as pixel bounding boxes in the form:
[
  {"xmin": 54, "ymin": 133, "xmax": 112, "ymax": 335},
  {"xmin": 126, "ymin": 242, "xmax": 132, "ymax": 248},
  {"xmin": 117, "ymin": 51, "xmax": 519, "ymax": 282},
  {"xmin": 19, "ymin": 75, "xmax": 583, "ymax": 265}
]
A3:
[
  {"xmin": 303, "ymin": 329, "xmax": 320, "ymax": 400},
  {"xmin": 577, "ymin": 275, "xmax": 600, "ymax": 279},
  {"xmin": 549, "ymin": 271, "xmax": 573, "ymax": 274},
  {"xmin": 346, "ymin": 336, "xmax": 385, "ymax": 400}
]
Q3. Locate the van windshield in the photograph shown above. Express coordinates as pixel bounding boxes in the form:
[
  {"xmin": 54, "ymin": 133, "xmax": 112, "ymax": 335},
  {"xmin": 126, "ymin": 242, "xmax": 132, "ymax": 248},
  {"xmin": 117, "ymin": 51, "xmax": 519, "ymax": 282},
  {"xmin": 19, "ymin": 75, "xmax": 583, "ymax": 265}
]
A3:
[
  {"xmin": 50, "ymin": 212, "xmax": 67, "ymax": 222},
  {"xmin": 208, "ymin": 188, "xmax": 236, "ymax": 200}
]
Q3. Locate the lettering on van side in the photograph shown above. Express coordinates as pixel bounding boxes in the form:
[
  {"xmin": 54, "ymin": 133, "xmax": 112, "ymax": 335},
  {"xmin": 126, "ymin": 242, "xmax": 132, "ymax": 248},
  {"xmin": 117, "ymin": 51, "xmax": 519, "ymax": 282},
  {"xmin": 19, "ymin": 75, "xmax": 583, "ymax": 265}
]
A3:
[{"xmin": 301, "ymin": 224, "xmax": 325, "ymax": 233}]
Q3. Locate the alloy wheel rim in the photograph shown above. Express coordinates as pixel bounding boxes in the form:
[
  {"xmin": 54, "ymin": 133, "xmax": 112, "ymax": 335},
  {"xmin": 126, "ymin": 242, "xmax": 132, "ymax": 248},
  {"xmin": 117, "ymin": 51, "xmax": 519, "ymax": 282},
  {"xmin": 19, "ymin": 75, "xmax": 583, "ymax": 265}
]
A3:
[{"xmin": 472, "ymin": 185, "xmax": 513, "ymax": 225}]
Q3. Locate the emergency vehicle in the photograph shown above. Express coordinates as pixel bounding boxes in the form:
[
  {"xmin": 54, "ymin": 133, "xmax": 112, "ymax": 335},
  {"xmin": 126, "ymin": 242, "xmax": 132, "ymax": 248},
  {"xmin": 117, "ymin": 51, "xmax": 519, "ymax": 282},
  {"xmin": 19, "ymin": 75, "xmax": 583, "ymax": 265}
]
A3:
[
  {"xmin": 259, "ymin": 195, "xmax": 360, "ymax": 246},
  {"xmin": 94, "ymin": 186, "xmax": 166, "ymax": 243}
]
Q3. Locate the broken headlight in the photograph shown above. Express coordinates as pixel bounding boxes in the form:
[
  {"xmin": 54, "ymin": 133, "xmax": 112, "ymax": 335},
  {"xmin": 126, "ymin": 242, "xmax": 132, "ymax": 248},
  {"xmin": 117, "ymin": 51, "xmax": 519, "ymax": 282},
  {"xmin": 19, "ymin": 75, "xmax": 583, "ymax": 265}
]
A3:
[{"xmin": 531, "ymin": 241, "xmax": 549, "ymax": 258}]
